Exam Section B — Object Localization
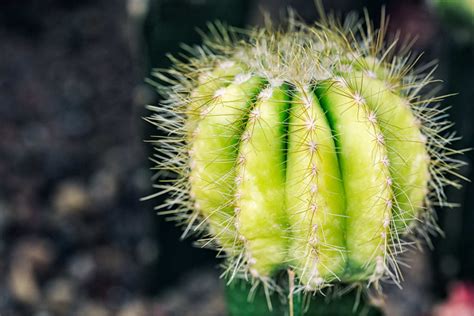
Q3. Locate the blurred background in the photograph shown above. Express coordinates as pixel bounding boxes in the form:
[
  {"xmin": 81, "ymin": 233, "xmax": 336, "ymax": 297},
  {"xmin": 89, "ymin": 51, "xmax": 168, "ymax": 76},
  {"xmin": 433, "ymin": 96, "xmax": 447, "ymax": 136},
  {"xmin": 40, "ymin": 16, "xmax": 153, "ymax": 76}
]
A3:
[{"xmin": 0, "ymin": 0, "xmax": 472, "ymax": 315}]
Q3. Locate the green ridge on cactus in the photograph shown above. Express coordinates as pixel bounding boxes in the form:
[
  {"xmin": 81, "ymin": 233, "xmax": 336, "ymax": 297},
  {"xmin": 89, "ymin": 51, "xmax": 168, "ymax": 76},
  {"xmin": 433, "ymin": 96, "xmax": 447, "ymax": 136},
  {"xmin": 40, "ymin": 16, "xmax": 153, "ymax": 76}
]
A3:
[
  {"xmin": 286, "ymin": 87, "xmax": 346, "ymax": 287},
  {"xmin": 341, "ymin": 72, "xmax": 430, "ymax": 233},
  {"xmin": 316, "ymin": 80, "xmax": 392, "ymax": 280},
  {"xmin": 189, "ymin": 74, "xmax": 262, "ymax": 252},
  {"xmin": 186, "ymin": 61, "xmax": 246, "ymax": 138},
  {"xmin": 236, "ymin": 84, "xmax": 290, "ymax": 276}
]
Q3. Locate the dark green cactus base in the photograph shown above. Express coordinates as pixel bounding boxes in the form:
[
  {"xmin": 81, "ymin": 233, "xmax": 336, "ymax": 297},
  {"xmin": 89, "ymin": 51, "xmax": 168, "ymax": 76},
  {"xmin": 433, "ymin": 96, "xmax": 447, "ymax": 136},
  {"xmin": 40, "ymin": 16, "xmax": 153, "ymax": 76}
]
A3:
[{"xmin": 225, "ymin": 280, "xmax": 382, "ymax": 316}]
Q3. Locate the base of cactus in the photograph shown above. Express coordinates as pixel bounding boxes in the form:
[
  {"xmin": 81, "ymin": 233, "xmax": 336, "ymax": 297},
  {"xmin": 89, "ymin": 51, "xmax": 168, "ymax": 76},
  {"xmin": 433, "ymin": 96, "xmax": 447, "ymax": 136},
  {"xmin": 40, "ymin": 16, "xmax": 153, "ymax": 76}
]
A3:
[{"xmin": 225, "ymin": 279, "xmax": 382, "ymax": 316}]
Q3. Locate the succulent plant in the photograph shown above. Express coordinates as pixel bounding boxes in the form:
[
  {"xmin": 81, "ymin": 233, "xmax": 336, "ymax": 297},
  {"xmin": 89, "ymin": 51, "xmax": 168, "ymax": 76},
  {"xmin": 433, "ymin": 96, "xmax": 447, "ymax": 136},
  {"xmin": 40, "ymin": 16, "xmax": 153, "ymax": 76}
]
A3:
[{"xmin": 146, "ymin": 8, "xmax": 463, "ymax": 313}]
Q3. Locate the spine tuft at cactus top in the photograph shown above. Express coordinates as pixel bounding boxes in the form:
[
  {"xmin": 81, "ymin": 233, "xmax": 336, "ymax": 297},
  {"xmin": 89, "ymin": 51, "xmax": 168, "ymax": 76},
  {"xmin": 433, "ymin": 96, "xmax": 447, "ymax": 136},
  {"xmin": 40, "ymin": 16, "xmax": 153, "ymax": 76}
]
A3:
[{"xmin": 146, "ymin": 12, "xmax": 464, "ymax": 295}]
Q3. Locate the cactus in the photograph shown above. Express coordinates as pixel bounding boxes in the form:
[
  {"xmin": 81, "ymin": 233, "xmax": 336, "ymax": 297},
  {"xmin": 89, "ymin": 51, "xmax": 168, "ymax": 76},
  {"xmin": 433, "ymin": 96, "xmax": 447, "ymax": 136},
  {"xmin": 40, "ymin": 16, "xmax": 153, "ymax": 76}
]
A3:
[{"xmin": 146, "ymin": 9, "xmax": 464, "ymax": 314}]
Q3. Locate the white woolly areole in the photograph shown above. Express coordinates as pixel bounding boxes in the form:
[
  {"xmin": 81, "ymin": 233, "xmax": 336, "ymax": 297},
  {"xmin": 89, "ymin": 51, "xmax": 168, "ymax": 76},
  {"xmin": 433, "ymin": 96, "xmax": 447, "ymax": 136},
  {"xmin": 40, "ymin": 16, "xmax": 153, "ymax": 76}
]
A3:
[
  {"xmin": 234, "ymin": 73, "xmax": 252, "ymax": 84},
  {"xmin": 214, "ymin": 88, "xmax": 226, "ymax": 98},
  {"xmin": 219, "ymin": 60, "xmax": 235, "ymax": 69},
  {"xmin": 269, "ymin": 78, "xmax": 284, "ymax": 87},
  {"xmin": 198, "ymin": 72, "xmax": 212, "ymax": 84},
  {"xmin": 366, "ymin": 70, "xmax": 377, "ymax": 79},
  {"xmin": 334, "ymin": 76, "xmax": 348, "ymax": 87},
  {"xmin": 258, "ymin": 87, "xmax": 273, "ymax": 100}
]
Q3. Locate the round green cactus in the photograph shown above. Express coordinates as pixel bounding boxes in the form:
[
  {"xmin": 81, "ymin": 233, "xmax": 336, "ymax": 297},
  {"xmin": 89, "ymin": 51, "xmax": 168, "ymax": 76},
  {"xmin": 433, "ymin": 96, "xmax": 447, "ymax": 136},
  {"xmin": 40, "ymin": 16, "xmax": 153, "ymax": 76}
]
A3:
[{"xmin": 147, "ymin": 10, "xmax": 463, "ymax": 308}]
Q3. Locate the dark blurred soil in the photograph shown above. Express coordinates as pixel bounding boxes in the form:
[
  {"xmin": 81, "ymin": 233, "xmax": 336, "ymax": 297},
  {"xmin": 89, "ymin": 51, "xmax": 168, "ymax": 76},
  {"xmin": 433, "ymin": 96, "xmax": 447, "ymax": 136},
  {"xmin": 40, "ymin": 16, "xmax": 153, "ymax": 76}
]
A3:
[{"xmin": 0, "ymin": 1, "xmax": 225, "ymax": 315}]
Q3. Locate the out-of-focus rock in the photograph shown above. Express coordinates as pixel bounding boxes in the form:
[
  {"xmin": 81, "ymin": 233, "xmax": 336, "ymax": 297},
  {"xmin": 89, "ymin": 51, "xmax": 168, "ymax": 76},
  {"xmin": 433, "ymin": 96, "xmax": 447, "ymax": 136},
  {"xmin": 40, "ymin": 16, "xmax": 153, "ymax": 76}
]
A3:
[
  {"xmin": 53, "ymin": 181, "xmax": 90, "ymax": 216},
  {"xmin": 127, "ymin": 0, "xmax": 149, "ymax": 19},
  {"xmin": 155, "ymin": 270, "xmax": 226, "ymax": 316},
  {"xmin": 8, "ymin": 261, "xmax": 40, "ymax": 305},
  {"xmin": 95, "ymin": 246, "xmax": 126, "ymax": 276},
  {"xmin": 13, "ymin": 238, "xmax": 55, "ymax": 270},
  {"xmin": 45, "ymin": 278, "xmax": 76, "ymax": 314},
  {"xmin": 118, "ymin": 300, "xmax": 149, "ymax": 316},
  {"xmin": 68, "ymin": 253, "xmax": 96, "ymax": 282},
  {"xmin": 89, "ymin": 169, "xmax": 119, "ymax": 207},
  {"xmin": 8, "ymin": 239, "xmax": 55, "ymax": 305},
  {"xmin": 76, "ymin": 301, "xmax": 110, "ymax": 316}
]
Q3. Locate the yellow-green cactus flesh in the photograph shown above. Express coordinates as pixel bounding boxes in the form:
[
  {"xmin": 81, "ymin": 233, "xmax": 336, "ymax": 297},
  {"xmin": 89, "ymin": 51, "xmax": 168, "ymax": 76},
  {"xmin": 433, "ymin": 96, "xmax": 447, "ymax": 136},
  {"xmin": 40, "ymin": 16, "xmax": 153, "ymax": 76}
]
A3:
[
  {"xmin": 189, "ymin": 74, "xmax": 262, "ymax": 252},
  {"xmin": 316, "ymin": 81, "xmax": 392, "ymax": 280},
  {"xmin": 186, "ymin": 61, "xmax": 246, "ymax": 137},
  {"xmin": 285, "ymin": 87, "xmax": 346, "ymax": 287},
  {"xmin": 340, "ymin": 73, "xmax": 430, "ymax": 233},
  {"xmin": 236, "ymin": 84, "xmax": 290, "ymax": 276}
]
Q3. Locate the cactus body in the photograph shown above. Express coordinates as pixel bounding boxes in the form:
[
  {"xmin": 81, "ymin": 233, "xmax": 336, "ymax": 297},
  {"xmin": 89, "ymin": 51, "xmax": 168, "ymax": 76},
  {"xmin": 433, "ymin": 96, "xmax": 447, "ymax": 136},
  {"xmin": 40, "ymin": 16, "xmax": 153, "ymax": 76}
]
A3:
[{"xmin": 148, "ymin": 13, "xmax": 463, "ymax": 296}]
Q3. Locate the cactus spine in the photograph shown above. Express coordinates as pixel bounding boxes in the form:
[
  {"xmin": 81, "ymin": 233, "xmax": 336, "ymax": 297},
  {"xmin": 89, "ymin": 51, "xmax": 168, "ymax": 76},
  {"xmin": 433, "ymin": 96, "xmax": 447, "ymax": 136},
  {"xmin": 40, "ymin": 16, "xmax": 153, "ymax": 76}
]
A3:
[{"xmin": 147, "ymin": 11, "xmax": 464, "ymax": 300}]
